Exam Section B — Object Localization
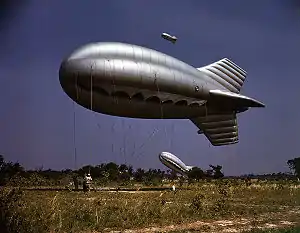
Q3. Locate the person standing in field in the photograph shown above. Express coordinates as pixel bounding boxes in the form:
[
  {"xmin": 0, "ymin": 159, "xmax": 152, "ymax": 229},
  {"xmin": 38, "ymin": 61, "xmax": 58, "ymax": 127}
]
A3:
[
  {"xmin": 172, "ymin": 184, "xmax": 176, "ymax": 192},
  {"xmin": 72, "ymin": 174, "xmax": 79, "ymax": 191},
  {"xmin": 83, "ymin": 173, "xmax": 93, "ymax": 192}
]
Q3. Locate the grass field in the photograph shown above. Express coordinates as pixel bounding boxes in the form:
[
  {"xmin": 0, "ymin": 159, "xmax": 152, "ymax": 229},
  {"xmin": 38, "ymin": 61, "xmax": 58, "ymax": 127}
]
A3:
[{"xmin": 1, "ymin": 180, "xmax": 300, "ymax": 233}]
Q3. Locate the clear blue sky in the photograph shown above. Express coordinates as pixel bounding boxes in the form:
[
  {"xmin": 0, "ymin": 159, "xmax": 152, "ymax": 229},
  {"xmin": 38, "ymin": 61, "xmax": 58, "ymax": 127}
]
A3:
[{"xmin": 1, "ymin": 0, "xmax": 300, "ymax": 175}]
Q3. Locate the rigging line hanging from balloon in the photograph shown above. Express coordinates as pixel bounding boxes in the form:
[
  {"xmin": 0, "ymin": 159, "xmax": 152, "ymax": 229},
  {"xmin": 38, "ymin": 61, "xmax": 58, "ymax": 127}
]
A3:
[
  {"xmin": 124, "ymin": 74, "xmax": 170, "ymax": 160},
  {"xmin": 93, "ymin": 112, "xmax": 102, "ymax": 130},
  {"xmin": 121, "ymin": 118, "xmax": 128, "ymax": 165},
  {"xmin": 72, "ymin": 100, "xmax": 77, "ymax": 170},
  {"xmin": 90, "ymin": 64, "xmax": 93, "ymax": 111},
  {"xmin": 168, "ymin": 123, "xmax": 174, "ymax": 150},
  {"xmin": 122, "ymin": 66, "xmax": 162, "ymax": 161},
  {"xmin": 155, "ymin": 73, "xmax": 171, "ymax": 151},
  {"xmin": 111, "ymin": 121, "xmax": 117, "ymax": 162},
  {"xmin": 134, "ymin": 128, "xmax": 160, "ymax": 158},
  {"xmin": 72, "ymin": 72, "xmax": 80, "ymax": 171},
  {"xmin": 121, "ymin": 120, "xmax": 134, "ymax": 154},
  {"xmin": 129, "ymin": 128, "xmax": 159, "ymax": 159},
  {"xmin": 125, "ymin": 123, "xmax": 136, "ymax": 163},
  {"xmin": 111, "ymin": 61, "xmax": 120, "ymax": 164}
]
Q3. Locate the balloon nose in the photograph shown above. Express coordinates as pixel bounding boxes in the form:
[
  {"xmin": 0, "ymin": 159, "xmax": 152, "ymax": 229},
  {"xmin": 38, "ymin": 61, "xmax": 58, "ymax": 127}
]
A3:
[
  {"xmin": 59, "ymin": 60, "xmax": 72, "ymax": 87},
  {"xmin": 59, "ymin": 57, "xmax": 95, "ymax": 82}
]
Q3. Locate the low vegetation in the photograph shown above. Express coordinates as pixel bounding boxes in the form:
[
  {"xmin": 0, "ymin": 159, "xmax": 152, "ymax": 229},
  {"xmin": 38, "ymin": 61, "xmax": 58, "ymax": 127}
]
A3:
[
  {"xmin": 1, "ymin": 180, "xmax": 300, "ymax": 233},
  {"xmin": 1, "ymin": 155, "xmax": 300, "ymax": 232}
]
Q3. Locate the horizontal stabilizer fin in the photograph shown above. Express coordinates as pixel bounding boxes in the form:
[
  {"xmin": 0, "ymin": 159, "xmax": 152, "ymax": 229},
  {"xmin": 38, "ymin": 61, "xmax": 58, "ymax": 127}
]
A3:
[
  {"xmin": 197, "ymin": 58, "xmax": 247, "ymax": 93},
  {"xmin": 191, "ymin": 113, "xmax": 238, "ymax": 146},
  {"xmin": 209, "ymin": 89, "xmax": 265, "ymax": 108}
]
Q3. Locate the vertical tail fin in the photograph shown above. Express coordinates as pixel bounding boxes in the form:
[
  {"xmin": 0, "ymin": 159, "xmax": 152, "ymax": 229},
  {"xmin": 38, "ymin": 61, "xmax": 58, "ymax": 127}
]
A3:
[{"xmin": 197, "ymin": 58, "xmax": 247, "ymax": 93}]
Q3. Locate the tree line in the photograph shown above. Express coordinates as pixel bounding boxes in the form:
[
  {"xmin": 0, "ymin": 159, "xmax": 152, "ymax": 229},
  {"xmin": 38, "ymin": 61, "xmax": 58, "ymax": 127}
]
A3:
[
  {"xmin": 0, "ymin": 154, "xmax": 224, "ymax": 186},
  {"xmin": 1, "ymin": 155, "xmax": 300, "ymax": 187}
]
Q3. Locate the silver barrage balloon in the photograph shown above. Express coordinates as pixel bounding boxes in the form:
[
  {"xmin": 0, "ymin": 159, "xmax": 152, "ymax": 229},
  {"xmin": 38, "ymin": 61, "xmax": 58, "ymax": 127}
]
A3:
[
  {"xmin": 161, "ymin": 32, "xmax": 177, "ymax": 44},
  {"xmin": 59, "ymin": 42, "xmax": 265, "ymax": 146},
  {"xmin": 159, "ymin": 151, "xmax": 193, "ymax": 177}
]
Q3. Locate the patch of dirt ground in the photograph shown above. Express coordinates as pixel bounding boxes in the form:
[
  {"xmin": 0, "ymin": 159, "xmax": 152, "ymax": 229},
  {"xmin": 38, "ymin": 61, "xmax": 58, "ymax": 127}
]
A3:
[{"xmin": 105, "ymin": 207, "xmax": 300, "ymax": 233}]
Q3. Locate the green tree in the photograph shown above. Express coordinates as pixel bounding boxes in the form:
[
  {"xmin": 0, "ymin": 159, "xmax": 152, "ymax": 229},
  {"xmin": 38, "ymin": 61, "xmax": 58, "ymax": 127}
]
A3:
[
  {"xmin": 142, "ymin": 169, "xmax": 163, "ymax": 186},
  {"xmin": 287, "ymin": 157, "xmax": 300, "ymax": 178},
  {"xmin": 187, "ymin": 167, "xmax": 205, "ymax": 181},
  {"xmin": 127, "ymin": 165, "xmax": 134, "ymax": 177},
  {"xmin": 205, "ymin": 169, "xmax": 214, "ymax": 178},
  {"xmin": 0, "ymin": 155, "xmax": 24, "ymax": 186},
  {"xmin": 209, "ymin": 165, "xmax": 224, "ymax": 179},
  {"xmin": 134, "ymin": 168, "xmax": 145, "ymax": 182},
  {"xmin": 0, "ymin": 155, "xmax": 4, "ymax": 169},
  {"xmin": 118, "ymin": 164, "xmax": 130, "ymax": 182},
  {"xmin": 105, "ymin": 162, "xmax": 119, "ymax": 181},
  {"xmin": 166, "ymin": 169, "xmax": 177, "ymax": 181}
]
